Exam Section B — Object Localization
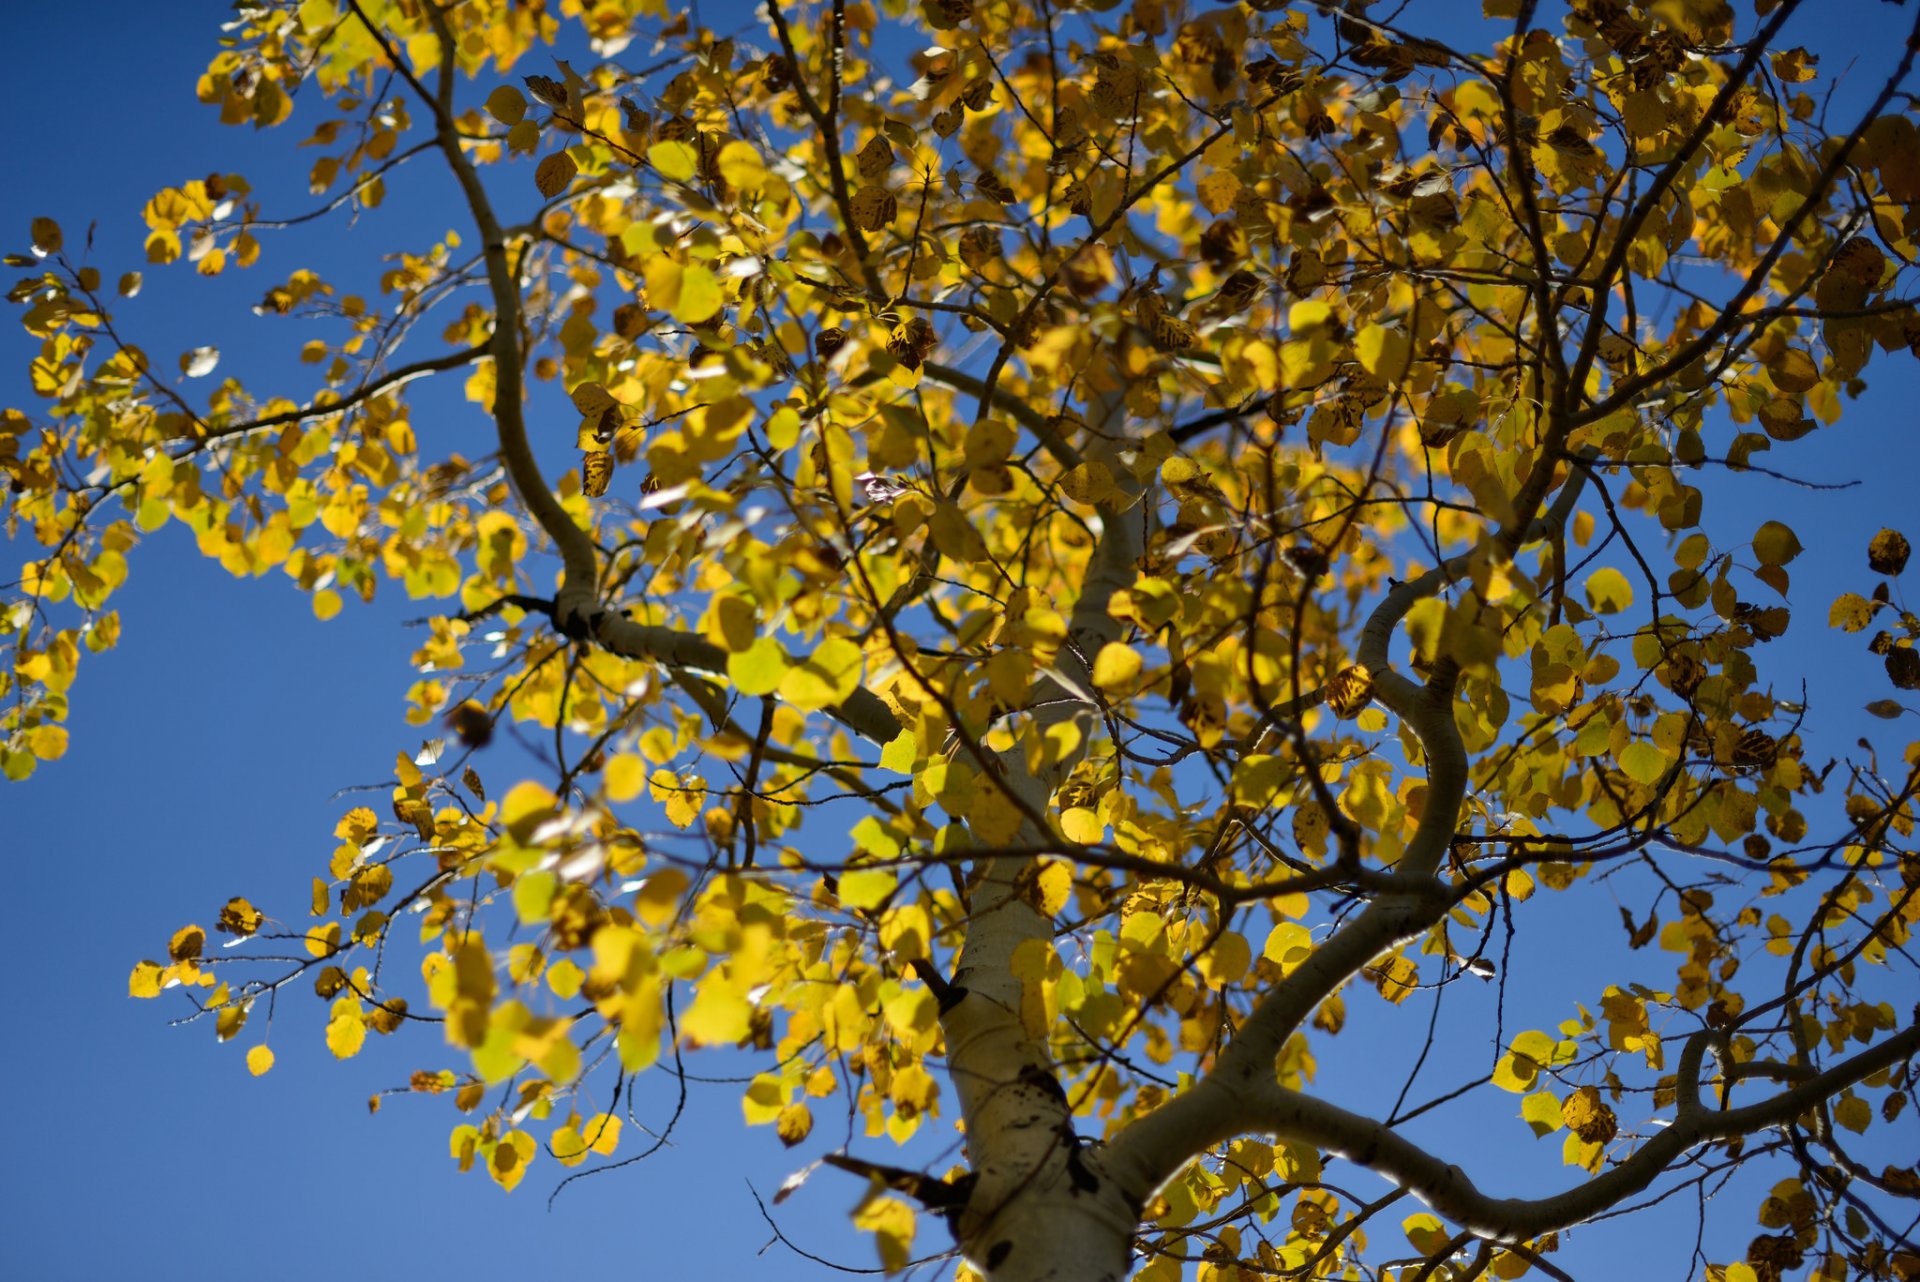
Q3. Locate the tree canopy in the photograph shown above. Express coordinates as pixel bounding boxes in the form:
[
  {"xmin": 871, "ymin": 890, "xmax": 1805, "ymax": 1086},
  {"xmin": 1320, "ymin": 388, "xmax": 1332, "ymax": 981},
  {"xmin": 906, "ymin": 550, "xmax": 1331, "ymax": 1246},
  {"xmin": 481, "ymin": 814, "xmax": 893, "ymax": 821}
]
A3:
[{"xmin": 7, "ymin": 0, "xmax": 1920, "ymax": 1279}]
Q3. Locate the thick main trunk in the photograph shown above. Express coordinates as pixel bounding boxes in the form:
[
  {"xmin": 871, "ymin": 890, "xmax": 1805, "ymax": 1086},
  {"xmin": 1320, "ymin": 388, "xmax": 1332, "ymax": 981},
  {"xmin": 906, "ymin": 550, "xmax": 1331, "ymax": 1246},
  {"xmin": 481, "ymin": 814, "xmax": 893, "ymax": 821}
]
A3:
[
  {"xmin": 940, "ymin": 865, "xmax": 1140, "ymax": 1281},
  {"xmin": 955, "ymin": 1139, "xmax": 1137, "ymax": 1282},
  {"xmin": 940, "ymin": 386, "xmax": 1148, "ymax": 1282}
]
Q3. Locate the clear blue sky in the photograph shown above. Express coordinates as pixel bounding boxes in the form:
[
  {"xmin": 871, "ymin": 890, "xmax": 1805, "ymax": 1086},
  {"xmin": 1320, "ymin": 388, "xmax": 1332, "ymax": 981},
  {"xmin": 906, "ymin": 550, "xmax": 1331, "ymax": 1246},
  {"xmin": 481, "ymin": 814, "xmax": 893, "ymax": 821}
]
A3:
[{"xmin": 4, "ymin": 3, "xmax": 1918, "ymax": 1280}]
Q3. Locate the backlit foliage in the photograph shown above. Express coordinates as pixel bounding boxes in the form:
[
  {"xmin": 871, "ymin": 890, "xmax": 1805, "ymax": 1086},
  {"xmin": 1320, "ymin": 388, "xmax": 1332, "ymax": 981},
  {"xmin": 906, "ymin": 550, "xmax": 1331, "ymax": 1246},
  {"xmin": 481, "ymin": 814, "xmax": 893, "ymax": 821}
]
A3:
[{"xmin": 7, "ymin": 0, "xmax": 1920, "ymax": 1279}]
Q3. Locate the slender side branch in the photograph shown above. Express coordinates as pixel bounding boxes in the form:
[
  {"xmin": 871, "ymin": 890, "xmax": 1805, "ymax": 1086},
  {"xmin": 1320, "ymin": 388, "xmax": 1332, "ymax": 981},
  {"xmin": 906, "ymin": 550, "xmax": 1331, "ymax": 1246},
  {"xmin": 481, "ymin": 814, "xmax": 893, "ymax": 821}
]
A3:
[
  {"xmin": 598, "ymin": 616, "xmax": 900, "ymax": 746},
  {"xmin": 390, "ymin": 3, "xmax": 600, "ymax": 612},
  {"xmin": 922, "ymin": 362, "xmax": 1082, "ymax": 469},
  {"xmin": 197, "ymin": 342, "xmax": 487, "ymax": 447}
]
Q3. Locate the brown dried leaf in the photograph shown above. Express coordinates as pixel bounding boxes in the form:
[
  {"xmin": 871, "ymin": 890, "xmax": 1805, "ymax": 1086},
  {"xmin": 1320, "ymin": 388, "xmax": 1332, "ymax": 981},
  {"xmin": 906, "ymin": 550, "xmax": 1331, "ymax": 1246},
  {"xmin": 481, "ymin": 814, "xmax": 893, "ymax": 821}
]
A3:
[{"xmin": 535, "ymin": 152, "xmax": 578, "ymax": 199}]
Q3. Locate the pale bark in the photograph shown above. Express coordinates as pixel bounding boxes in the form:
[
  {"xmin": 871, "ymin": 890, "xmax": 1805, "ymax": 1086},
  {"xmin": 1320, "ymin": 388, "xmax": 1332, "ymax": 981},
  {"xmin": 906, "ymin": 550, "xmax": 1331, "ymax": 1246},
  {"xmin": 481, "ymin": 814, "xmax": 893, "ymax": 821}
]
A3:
[{"xmin": 938, "ymin": 384, "xmax": 1150, "ymax": 1281}]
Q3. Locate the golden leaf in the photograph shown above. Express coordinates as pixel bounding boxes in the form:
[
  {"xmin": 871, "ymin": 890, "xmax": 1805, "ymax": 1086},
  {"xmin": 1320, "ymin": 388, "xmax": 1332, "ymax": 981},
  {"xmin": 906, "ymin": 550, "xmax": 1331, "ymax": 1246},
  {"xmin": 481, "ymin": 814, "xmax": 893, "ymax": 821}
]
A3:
[
  {"xmin": 850, "ymin": 184, "xmax": 897, "ymax": 232},
  {"xmin": 1868, "ymin": 528, "xmax": 1910, "ymax": 576},
  {"xmin": 856, "ymin": 135, "xmax": 894, "ymax": 181},
  {"xmin": 1830, "ymin": 236, "xmax": 1885, "ymax": 290},
  {"xmin": 1561, "ymin": 1086, "xmax": 1618, "ymax": 1144},
  {"xmin": 169, "ymin": 924, "xmax": 206, "ymax": 963},
  {"xmin": 582, "ymin": 449, "xmax": 613, "ymax": 498},
  {"xmin": 776, "ymin": 1102, "xmax": 814, "ymax": 1147},
  {"xmin": 1325, "ymin": 664, "xmax": 1374, "ymax": 718},
  {"xmin": 534, "ymin": 151, "xmax": 577, "ymax": 199},
  {"xmin": 217, "ymin": 897, "xmax": 263, "ymax": 937}
]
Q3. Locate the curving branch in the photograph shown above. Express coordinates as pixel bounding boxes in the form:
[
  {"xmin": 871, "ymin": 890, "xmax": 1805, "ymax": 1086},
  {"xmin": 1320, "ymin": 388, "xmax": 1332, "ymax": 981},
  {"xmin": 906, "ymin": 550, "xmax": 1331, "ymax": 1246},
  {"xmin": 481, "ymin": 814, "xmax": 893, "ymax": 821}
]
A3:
[
  {"xmin": 369, "ymin": 2, "xmax": 602, "ymax": 614},
  {"xmin": 1107, "ymin": 452, "xmax": 1599, "ymax": 1202},
  {"xmin": 1187, "ymin": 1019, "xmax": 1920, "ymax": 1244}
]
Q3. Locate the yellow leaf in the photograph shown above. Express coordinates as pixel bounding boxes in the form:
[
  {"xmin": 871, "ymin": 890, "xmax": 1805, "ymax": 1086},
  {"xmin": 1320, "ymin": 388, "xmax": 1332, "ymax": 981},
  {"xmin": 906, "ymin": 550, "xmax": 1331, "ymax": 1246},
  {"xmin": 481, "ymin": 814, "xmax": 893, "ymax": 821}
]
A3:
[
  {"xmin": 776, "ymin": 1101, "xmax": 813, "ymax": 1147},
  {"xmin": 648, "ymin": 140, "xmax": 698, "ymax": 182},
  {"xmin": 1830, "ymin": 592, "xmax": 1874, "ymax": 631},
  {"xmin": 1618, "ymin": 741, "xmax": 1669, "ymax": 786},
  {"xmin": 728, "ymin": 636, "xmax": 788, "ymax": 696},
  {"xmin": 668, "ymin": 263, "xmax": 722, "ymax": 325},
  {"xmin": 216, "ymin": 1003, "xmax": 248, "ymax": 1042},
  {"xmin": 247, "ymin": 1045, "xmax": 275, "ymax": 1077},
  {"xmin": 546, "ymin": 957, "xmax": 585, "ymax": 1000},
  {"xmin": 551, "ymin": 1124, "xmax": 590, "ymax": 1167},
  {"xmin": 1583, "ymin": 567, "xmax": 1632, "ymax": 615},
  {"xmin": 1371, "ymin": 953, "xmax": 1419, "ymax": 1003},
  {"xmin": 1196, "ymin": 169, "xmax": 1242, "ymax": 215},
  {"xmin": 30, "ymin": 216, "xmax": 63, "ymax": 254},
  {"xmin": 326, "ymin": 1010, "xmax": 367, "ymax": 1059},
  {"xmin": 499, "ymin": 781, "xmax": 557, "ymax": 835},
  {"xmin": 582, "ymin": 449, "xmax": 612, "ymax": 498},
  {"xmin": 1263, "ymin": 922, "xmax": 1312, "ymax": 973},
  {"xmin": 1753, "ymin": 520, "xmax": 1803, "ymax": 566},
  {"xmin": 879, "ymin": 731, "xmax": 917, "ymax": 774},
  {"xmin": 1521, "ymin": 1090, "xmax": 1562, "ymax": 1136},
  {"xmin": 1058, "ymin": 460, "xmax": 1115, "ymax": 507},
  {"xmin": 1562, "ymin": 1085, "xmax": 1618, "ymax": 1143},
  {"xmin": 512, "ymin": 869, "xmax": 557, "ymax": 924},
  {"xmin": 1091, "ymin": 642, "xmax": 1143, "ymax": 693},
  {"xmin": 680, "ymin": 980, "xmax": 751, "ymax": 1046},
  {"xmin": 853, "ymin": 1195, "xmax": 917, "ymax": 1274},
  {"xmin": 1059, "ymin": 806, "xmax": 1105, "ymax": 844},
  {"xmin": 633, "ymin": 867, "xmax": 688, "ymax": 925},
  {"xmin": 537, "ymin": 1033, "xmax": 580, "ymax": 1084},
  {"xmin": 129, "ymin": 961, "xmax": 163, "ymax": 998},
  {"xmin": 169, "ymin": 924, "xmax": 206, "ymax": 962},
  {"xmin": 1403, "ymin": 1212, "xmax": 1451, "ymax": 1255},
  {"xmin": 28, "ymin": 725, "xmax": 67, "ymax": 760},
  {"xmin": 585, "ymin": 1113, "xmax": 622, "ymax": 1155},
  {"xmin": 710, "ymin": 593, "xmax": 758, "ymax": 652},
  {"xmin": 1511, "ymin": 1029, "xmax": 1556, "ymax": 1062},
  {"xmin": 1491, "ymin": 1051, "xmax": 1538, "ymax": 1093},
  {"xmin": 742, "ymin": 1073, "xmax": 783, "ymax": 1124},
  {"xmin": 716, "ymin": 140, "xmax": 767, "ymax": 192},
  {"xmin": 1033, "ymin": 861, "xmax": 1073, "ymax": 917},
  {"xmin": 1289, "ymin": 299, "xmax": 1333, "ymax": 333},
  {"xmin": 968, "ymin": 786, "xmax": 1024, "ymax": 846},
  {"xmin": 778, "ymin": 636, "xmax": 863, "ymax": 710},
  {"xmin": 1198, "ymin": 930, "xmax": 1250, "ymax": 988},
  {"xmin": 489, "ymin": 1129, "xmax": 536, "ymax": 1191},
  {"xmin": 484, "ymin": 85, "xmax": 526, "ymax": 125},
  {"xmin": 1356, "ymin": 323, "xmax": 1410, "ymax": 377},
  {"xmin": 605, "ymin": 753, "xmax": 646, "ymax": 802},
  {"xmin": 570, "ymin": 381, "xmax": 617, "ymax": 416},
  {"xmin": 1833, "ymin": 1092, "xmax": 1871, "ymax": 1134},
  {"xmin": 838, "ymin": 867, "xmax": 897, "ymax": 910}
]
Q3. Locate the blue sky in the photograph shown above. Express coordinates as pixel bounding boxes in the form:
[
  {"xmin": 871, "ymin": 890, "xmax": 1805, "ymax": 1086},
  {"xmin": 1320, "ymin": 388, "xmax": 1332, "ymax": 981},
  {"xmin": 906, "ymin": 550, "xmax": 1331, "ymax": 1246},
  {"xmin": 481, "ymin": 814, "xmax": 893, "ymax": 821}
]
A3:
[{"xmin": 5, "ymin": 2, "xmax": 1919, "ymax": 1280}]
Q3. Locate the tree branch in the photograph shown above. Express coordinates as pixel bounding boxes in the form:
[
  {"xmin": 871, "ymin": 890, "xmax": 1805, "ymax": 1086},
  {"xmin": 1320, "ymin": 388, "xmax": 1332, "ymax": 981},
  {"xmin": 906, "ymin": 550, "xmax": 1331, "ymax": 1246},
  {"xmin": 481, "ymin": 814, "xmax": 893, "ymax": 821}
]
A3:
[
  {"xmin": 1214, "ymin": 1019, "xmax": 1919, "ymax": 1243},
  {"xmin": 1107, "ymin": 454, "xmax": 1598, "ymax": 1201}
]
